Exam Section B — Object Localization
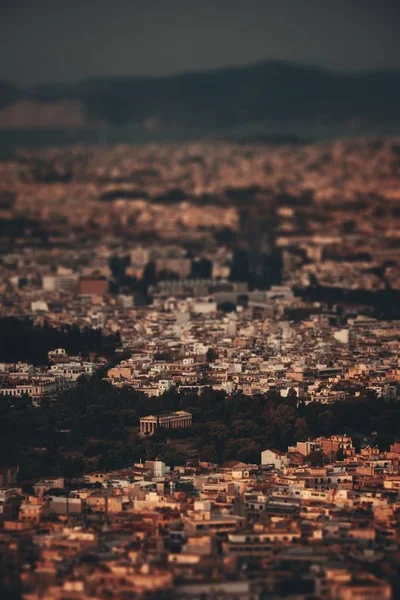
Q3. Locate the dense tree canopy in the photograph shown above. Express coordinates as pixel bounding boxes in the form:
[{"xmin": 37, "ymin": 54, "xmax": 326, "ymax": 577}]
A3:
[
  {"xmin": 1, "ymin": 373, "xmax": 399, "ymax": 481},
  {"xmin": 0, "ymin": 318, "xmax": 120, "ymax": 365}
]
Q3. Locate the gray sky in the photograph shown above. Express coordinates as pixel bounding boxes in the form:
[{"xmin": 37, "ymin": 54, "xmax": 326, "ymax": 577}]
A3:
[{"xmin": 1, "ymin": 0, "xmax": 399, "ymax": 85}]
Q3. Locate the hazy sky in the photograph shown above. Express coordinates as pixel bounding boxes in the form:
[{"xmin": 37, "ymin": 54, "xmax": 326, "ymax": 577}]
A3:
[{"xmin": 1, "ymin": 0, "xmax": 399, "ymax": 85}]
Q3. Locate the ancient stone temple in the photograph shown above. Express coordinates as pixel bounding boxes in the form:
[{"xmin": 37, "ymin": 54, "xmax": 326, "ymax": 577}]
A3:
[{"xmin": 139, "ymin": 410, "xmax": 192, "ymax": 435}]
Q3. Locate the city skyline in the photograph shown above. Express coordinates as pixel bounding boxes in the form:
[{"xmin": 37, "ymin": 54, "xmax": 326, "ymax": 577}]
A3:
[{"xmin": 2, "ymin": 3, "xmax": 400, "ymax": 598}]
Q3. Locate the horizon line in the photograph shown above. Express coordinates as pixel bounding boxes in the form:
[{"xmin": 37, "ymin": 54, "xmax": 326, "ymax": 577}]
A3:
[{"xmin": 3, "ymin": 58, "xmax": 400, "ymax": 89}]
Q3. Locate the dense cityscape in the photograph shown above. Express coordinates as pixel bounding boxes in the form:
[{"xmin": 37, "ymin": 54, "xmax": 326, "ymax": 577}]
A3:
[{"xmin": 0, "ymin": 137, "xmax": 398, "ymax": 599}]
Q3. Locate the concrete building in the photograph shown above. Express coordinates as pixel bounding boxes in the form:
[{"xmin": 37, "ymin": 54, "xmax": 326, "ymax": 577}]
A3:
[
  {"xmin": 79, "ymin": 276, "xmax": 108, "ymax": 296},
  {"xmin": 261, "ymin": 448, "xmax": 290, "ymax": 470}
]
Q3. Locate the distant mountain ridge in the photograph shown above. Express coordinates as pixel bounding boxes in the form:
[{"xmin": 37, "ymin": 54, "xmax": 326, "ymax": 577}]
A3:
[{"xmin": 1, "ymin": 60, "xmax": 400, "ymax": 131}]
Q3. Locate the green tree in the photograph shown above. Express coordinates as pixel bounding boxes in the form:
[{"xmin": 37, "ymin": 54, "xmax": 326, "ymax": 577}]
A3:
[
  {"xmin": 336, "ymin": 447, "xmax": 345, "ymax": 461},
  {"xmin": 317, "ymin": 410, "xmax": 337, "ymax": 436},
  {"xmin": 206, "ymin": 348, "xmax": 218, "ymax": 362},
  {"xmin": 307, "ymin": 449, "xmax": 324, "ymax": 467},
  {"xmin": 294, "ymin": 417, "xmax": 310, "ymax": 441}
]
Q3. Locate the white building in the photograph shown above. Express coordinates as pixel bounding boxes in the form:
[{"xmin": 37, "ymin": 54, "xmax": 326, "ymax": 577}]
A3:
[{"xmin": 261, "ymin": 449, "xmax": 290, "ymax": 471}]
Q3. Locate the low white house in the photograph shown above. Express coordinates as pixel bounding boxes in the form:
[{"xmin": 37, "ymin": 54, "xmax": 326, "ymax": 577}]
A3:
[{"xmin": 261, "ymin": 448, "xmax": 290, "ymax": 471}]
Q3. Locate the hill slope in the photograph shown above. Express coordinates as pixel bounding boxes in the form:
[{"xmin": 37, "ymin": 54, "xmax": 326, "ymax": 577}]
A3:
[{"xmin": 1, "ymin": 60, "xmax": 400, "ymax": 131}]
